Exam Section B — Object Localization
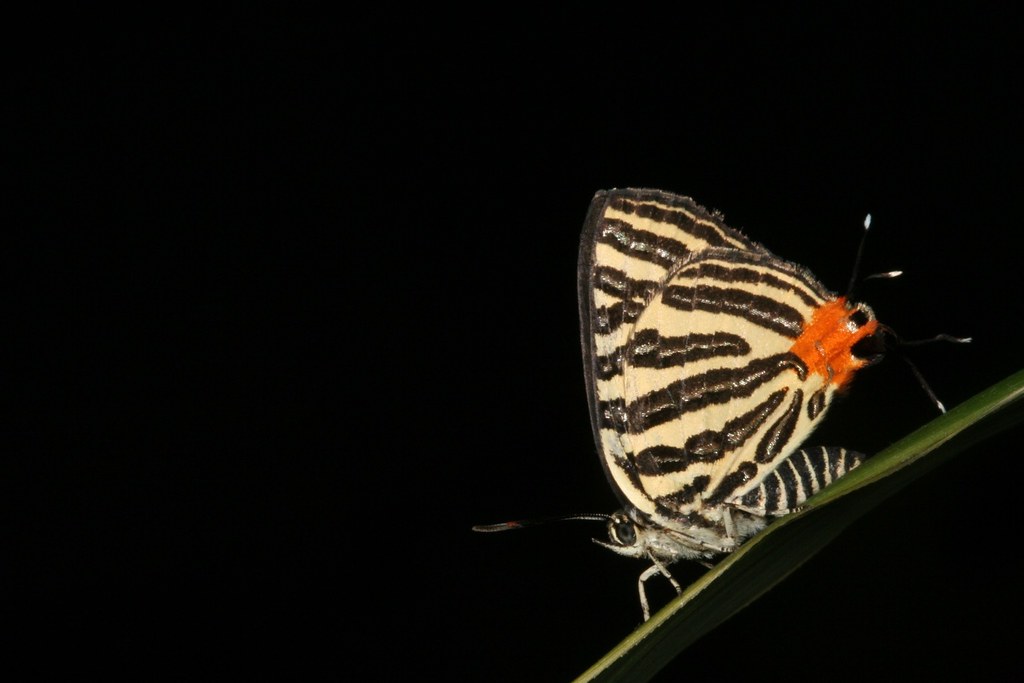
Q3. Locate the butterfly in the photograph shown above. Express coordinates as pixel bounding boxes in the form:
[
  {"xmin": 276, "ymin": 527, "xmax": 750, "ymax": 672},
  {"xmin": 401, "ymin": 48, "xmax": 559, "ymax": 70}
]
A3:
[
  {"xmin": 477, "ymin": 188, "xmax": 955, "ymax": 621},
  {"xmin": 572, "ymin": 188, "xmax": 891, "ymax": 618}
]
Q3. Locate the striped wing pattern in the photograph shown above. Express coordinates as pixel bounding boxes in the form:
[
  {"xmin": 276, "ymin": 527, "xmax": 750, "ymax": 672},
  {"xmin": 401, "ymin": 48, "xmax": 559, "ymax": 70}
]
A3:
[{"xmin": 579, "ymin": 189, "xmax": 872, "ymax": 562}]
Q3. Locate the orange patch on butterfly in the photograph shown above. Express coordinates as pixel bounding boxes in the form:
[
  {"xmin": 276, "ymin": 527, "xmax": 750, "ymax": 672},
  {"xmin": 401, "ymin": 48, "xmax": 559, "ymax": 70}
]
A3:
[{"xmin": 789, "ymin": 297, "xmax": 878, "ymax": 388}]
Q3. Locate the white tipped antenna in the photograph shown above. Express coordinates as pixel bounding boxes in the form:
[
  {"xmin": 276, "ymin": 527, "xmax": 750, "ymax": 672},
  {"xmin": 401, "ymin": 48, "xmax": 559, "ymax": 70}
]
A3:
[
  {"xmin": 865, "ymin": 270, "xmax": 903, "ymax": 281},
  {"xmin": 846, "ymin": 213, "xmax": 875, "ymax": 298}
]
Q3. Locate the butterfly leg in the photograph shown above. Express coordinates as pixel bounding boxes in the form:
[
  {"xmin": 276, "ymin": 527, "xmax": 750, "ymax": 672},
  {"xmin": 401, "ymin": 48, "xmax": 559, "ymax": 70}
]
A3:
[
  {"xmin": 638, "ymin": 556, "xmax": 682, "ymax": 621},
  {"xmin": 722, "ymin": 506, "xmax": 738, "ymax": 541}
]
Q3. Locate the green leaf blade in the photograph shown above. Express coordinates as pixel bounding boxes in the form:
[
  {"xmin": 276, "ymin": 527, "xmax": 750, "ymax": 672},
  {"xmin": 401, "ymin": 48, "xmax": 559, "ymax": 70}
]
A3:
[{"xmin": 576, "ymin": 368, "xmax": 1024, "ymax": 683}]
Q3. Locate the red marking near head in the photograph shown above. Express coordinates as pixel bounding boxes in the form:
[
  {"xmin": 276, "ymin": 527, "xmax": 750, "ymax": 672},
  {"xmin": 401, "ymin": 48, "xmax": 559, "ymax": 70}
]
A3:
[{"xmin": 789, "ymin": 297, "xmax": 878, "ymax": 388}]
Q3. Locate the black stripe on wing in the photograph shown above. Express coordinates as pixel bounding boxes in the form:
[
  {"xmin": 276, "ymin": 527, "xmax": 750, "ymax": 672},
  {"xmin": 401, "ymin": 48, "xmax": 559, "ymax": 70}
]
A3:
[
  {"xmin": 611, "ymin": 352, "xmax": 808, "ymax": 433},
  {"xmin": 597, "ymin": 218, "xmax": 691, "ymax": 269},
  {"xmin": 605, "ymin": 189, "xmax": 764, "ymax": 253},
  {"xmin": 670, "ymin": 259, "xmax": 823, "ymax": 309},
  {"xmin": 661, "ymin": 284, "xmax": 806, "ymax": 338},
  {"xmin": 632, "ymin": 389, "xmax": 788, "ymax": 475},
  {"xmin": 594, "ymin": 330, "xmax": 750, "ymax": 382}
]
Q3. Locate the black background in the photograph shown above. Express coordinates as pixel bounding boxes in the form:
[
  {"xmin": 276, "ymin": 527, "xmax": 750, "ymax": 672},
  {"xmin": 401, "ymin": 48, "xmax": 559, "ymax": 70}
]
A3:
[{"xmin": 10, "ymin": 7, "xmax": 1024, "ymax": 680}]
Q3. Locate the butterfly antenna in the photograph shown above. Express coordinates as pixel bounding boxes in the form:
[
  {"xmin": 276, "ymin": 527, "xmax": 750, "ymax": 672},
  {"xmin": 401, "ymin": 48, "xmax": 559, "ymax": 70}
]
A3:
[
  {"xmin": 846, "ymin": 213, "xmax": 903, "ymax": 299},
  {"xmin": 472, "ymin": 513, "xmax": 610, "ymax": 533},
  {"xmin": 845, "ymin": 213, "xmax": 872, "ymax": 299}
]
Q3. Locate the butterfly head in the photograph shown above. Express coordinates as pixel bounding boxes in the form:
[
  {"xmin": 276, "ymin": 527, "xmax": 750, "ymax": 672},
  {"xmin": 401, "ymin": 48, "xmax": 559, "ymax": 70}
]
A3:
[
  {"xmin": 593, "ymin": 511, "xmax": 646, "ymax": 558},
  {"xmin": 593, "ymin": 510, "xmax": 725, "ymax": 563}
]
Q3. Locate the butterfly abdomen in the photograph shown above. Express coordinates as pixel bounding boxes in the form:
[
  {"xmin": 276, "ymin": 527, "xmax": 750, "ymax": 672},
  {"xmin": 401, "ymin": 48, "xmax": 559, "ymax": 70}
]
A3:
[{"xmin": 735, "ymin": 445, "xmax": 865, "ymax": 516}]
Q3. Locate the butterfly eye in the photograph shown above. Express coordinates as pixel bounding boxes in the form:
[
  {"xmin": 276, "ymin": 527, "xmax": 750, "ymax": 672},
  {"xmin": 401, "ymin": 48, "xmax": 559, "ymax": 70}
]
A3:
[
  {"xmin": 849, "ymin": 308, "xmax": 870, "ymax": 328},
  {"xmin": 608, "ymin": 515, "xmax": 637, "ymax": 547}
]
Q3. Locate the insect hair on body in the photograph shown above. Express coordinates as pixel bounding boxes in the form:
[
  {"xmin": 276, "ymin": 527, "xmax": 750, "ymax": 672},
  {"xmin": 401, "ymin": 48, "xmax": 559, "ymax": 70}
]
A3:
[{"xmin": 475, "ymin": 188, "xmax": 966, "ymax": 621}]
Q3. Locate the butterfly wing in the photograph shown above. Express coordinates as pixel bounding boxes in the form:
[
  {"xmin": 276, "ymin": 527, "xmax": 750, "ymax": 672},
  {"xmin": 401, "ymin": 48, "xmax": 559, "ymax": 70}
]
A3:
[
  {"xmin": 578, "ymin": 189, "xmax": 768, "ymax": 518},
  {"xmin": 620, "ymin": 247, "xmax": 841, "ymax": 525},
  {"xmin": 579, "ymin": 188, "xmax": 869, "ymax": 534}
]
